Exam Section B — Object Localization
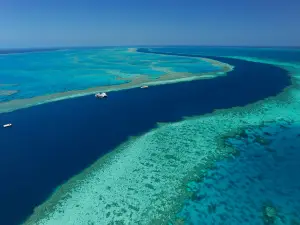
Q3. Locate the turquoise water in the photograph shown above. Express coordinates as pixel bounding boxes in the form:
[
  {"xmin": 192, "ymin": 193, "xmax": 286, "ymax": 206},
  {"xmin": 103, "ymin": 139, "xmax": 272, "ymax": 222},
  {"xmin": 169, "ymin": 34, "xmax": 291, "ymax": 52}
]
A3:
[
  {"xmin": 0, "ymin": 54, "xmax": 291, "ymax": 225},
  {"xmin": 0, "ymin": 47, "xmax": 220, "ymax": 103},
  {"xmin": 141, "ymin": 47, "xmax": 300, "ymax": 225},
  {"xmin": 178, "ymin": 120, "xmax": 300, "ymax": 225},
  {"xmin": 1, "ymin": 47, "xmax": 299, "ymax": 225}
]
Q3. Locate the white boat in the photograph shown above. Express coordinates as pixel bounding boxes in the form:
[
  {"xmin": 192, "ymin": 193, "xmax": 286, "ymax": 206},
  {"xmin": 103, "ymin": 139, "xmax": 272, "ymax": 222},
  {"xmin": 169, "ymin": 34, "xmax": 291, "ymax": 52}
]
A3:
[
  {"xmin": 95, "ymin": 92, "xmax": 108, "ymax": 98},
  {"xmin": 3, "ymin": 123, "xmax": 12, "ymax": 128},
  {"xmin": 141, "ymin": 85, "xmax": 149, "ymax": 89}
]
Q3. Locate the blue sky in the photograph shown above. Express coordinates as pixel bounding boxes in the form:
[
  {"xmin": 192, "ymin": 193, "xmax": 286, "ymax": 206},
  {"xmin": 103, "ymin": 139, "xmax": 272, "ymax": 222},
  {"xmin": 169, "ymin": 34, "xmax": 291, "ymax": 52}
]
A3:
[{"xmin": 1, "ymin": 0, "xmax": 299, "ymax": 48}]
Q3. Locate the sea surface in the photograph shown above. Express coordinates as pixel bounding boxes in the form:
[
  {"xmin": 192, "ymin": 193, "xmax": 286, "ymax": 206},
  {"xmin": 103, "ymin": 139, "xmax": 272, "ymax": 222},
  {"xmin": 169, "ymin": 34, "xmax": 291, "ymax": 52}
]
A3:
[
  {"xmin": 0, "ymin": 47, "xmax": 299, "ymax": 225},
  {"xmin": 0, "ymin": 47, "xmax": 221, "ymax": 103},
  {"xmin": 140, "ymin": 46, "xmax": 300, "ymax": 62},
  {"xmin": 178, "ymin": 121, "xmax": 300, "ymax": 225}
]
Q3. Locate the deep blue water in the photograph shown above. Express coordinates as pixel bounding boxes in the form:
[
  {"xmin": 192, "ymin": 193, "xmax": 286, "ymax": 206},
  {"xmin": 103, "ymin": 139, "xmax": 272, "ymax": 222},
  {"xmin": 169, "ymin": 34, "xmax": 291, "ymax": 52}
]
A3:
[
  {"xmin": 0, "ymin": 54, "xmax": 291, "ymax": 225},
  {"xmin": 139, "ymin": 46, "xmax": 300, "ymax": 63}
]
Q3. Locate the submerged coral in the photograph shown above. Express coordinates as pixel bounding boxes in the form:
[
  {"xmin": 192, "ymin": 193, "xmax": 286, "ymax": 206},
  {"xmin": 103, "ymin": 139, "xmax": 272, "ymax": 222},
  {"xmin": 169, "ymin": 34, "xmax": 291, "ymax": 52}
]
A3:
[
  {"xmin": 263, "ymin": 204, "xmax": 278, "ymax": 224},
  {"xmin": 22, "ymin": 56, "xmax": 300, "ymax": 225}
]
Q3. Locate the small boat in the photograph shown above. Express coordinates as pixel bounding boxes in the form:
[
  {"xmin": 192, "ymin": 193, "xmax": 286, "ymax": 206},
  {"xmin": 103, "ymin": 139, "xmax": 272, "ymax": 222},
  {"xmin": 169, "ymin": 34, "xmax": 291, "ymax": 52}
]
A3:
[
  {"xmin": 95, "ymin": 92, "xmax": 108, "ymax": 98},
  {"xmin": 141, "ymin": 85, "xmax": 149, "ymax": 89},
  {"xmin": 3, "ymin": 123, "xmax": 12, "ymax": 128}
]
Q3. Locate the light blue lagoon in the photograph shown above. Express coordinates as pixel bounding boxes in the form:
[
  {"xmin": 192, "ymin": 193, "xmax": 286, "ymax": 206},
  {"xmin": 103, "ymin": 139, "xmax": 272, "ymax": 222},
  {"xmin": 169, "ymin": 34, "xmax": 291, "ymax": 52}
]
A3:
[
  {"xmin": 0, "ymin": 48, "xmax": 227, "ymax": 107},
  {"xmin": 1, "ymin": 47, "xmax": 299, "ymax": 225}
]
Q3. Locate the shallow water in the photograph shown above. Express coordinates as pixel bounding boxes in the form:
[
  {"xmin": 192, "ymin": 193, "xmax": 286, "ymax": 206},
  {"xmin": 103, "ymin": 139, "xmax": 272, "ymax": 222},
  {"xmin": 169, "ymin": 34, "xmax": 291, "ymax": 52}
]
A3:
[
  {"xmin": 138, "ymin": 47, "xmax": 300, "ymax": 225},
  {"xmin": 0, "ymin": 52, "xmax": 291, "ymax": 225},
  {"xmin": 178, "ymin": 120, "xmax": 300, "ymax": 225},
  {"xmin": 1, "ymin": 47, "xmax": 300, "ymax": 225},
  {"xmin": 0, "ymin": 47, "xmax": 220, "ymax": 103}
]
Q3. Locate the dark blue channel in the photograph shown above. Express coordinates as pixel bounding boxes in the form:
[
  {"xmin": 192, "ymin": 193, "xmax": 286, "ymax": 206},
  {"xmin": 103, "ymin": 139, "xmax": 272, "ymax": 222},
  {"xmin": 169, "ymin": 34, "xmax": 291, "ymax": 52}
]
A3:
[{"xmin": 0, "ymin": 53, "xmax": 291, "ymax": 225}]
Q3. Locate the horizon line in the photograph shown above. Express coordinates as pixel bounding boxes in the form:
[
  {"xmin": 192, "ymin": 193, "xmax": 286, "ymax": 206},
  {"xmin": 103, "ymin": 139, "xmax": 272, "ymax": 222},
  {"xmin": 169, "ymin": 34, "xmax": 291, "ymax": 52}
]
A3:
[{"xmin": 0, "ymin": 44, "xmax": 300, "ymax": 51}]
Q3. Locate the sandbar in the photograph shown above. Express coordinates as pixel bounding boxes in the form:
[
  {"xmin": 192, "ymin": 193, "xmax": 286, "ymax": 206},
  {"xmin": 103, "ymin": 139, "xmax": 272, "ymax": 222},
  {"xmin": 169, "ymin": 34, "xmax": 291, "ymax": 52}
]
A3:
[
  {"xmin": 22, "ymin": 58, "xmax": 299, "ymax": 225},
  {"xmin": 0, "ymin": 57, "xmax": 232, "ymax": 114}
]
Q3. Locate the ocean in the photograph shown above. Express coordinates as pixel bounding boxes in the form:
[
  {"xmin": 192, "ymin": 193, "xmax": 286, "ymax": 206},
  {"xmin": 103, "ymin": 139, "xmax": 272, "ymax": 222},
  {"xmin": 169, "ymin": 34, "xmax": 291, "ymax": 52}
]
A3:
[
  {"xmin": 0, "ymin": 47, "xmax": 220, "ymax": 103},
  {"xmin": 0, "ymin": 47, "xmax": 297, "ymax": 225},
  {"xmin": 178, "ymin": 121, "xmax": 300, "ymax": 225}
]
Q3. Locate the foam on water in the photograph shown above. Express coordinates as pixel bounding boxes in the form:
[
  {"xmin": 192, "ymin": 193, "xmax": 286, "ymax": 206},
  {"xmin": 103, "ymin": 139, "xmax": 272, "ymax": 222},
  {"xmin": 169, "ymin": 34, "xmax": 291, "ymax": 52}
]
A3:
[{"xmin": 22, "ymin": 56, "xmax": 300, "ymax": 225}]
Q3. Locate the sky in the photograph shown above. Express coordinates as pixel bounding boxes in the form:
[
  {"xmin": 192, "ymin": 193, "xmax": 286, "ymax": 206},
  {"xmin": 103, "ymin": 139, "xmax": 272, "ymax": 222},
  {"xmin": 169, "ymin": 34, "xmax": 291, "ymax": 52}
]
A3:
[{"xmin": 0, "ymin": 0, "xmax": 299, "ymax": 48}]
